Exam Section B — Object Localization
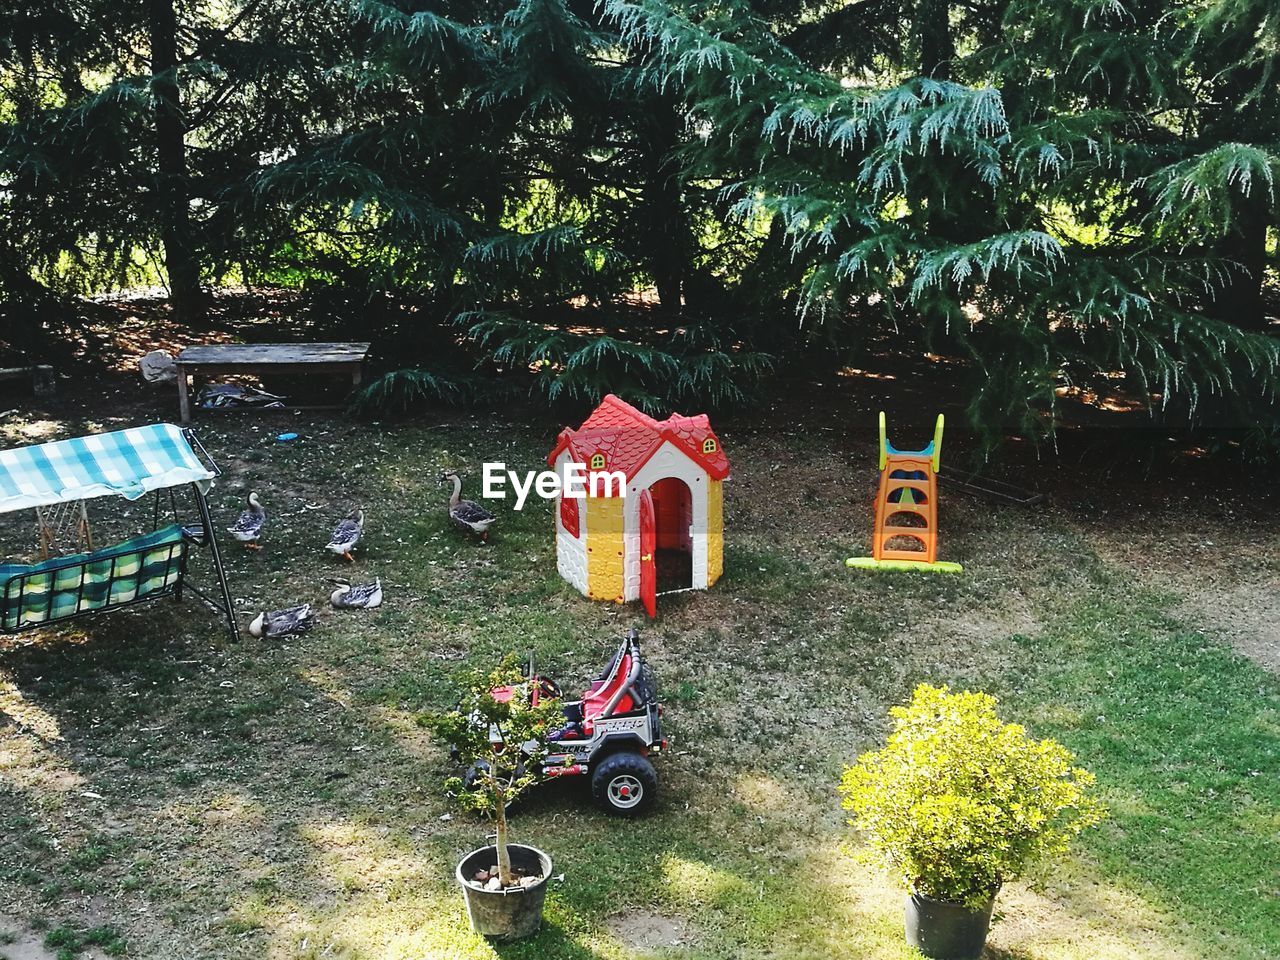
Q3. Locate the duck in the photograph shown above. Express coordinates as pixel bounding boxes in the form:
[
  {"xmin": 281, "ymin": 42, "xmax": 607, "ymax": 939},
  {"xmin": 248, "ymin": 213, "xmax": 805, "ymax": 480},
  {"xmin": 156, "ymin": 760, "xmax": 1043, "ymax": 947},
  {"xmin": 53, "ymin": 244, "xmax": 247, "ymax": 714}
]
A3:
[
  {"xmin": 228, "ymin": 492, "xmax": 266, "ymax": 550},
  {"xmin": 328, "ymin": 577, "xmax": 383, "ymax": 609},
  {"xmin": 440, "ymin": 470, "xmax": 496, "ymax": 542},
  {"xmin": 325, "ymin": 507, "xmax": 364, "ymax": 561},
  {"xmin": 248, "ymin": 603, "xmax": 313, "ymax": 638}
]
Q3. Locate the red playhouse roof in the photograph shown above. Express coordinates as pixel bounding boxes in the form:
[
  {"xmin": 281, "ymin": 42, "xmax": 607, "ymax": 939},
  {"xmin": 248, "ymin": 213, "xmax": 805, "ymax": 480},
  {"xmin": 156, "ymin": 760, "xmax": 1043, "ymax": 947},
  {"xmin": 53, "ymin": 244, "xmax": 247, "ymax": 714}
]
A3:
[{"xmin": 547, "ymin": 394, "xmax": 730, "ymax": 486}]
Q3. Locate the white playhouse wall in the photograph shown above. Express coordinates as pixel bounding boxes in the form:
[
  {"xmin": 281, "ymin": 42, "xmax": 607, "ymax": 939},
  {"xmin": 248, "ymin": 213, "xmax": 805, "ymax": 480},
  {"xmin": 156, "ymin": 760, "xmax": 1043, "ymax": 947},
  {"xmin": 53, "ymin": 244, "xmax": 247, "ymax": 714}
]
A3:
[
  {"xmin": 552, "ymin": 449, "xmax": 590, "ymax": 596},
  {"xmin": 622, "ymin": 441, "xmax": 710, "ymax": 601}
]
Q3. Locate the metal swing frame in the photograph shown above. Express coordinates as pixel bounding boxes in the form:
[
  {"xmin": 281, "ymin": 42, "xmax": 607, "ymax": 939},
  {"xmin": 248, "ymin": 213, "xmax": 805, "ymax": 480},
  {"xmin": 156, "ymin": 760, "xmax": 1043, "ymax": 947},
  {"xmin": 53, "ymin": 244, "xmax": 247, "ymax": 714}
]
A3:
[
  {"xmin": 163, "ymin": 429, "xmax": 239, "ymax": 642},
  {"xmin": 0, "ymin": 428, "xmax": 239, "ymax": 643}
]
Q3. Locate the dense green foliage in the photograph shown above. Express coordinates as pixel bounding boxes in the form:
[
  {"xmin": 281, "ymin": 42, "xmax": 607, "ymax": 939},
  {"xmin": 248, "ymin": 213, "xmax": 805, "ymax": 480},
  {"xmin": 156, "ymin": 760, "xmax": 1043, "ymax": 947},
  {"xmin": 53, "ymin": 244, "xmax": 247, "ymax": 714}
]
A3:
[
  {"xmin": 839, "ymin": 683, "xmax": 1106, "ymax": 906},
  {"xmin": 0, "ymin": 0, "xmax": 1276, "ymax": 443}
]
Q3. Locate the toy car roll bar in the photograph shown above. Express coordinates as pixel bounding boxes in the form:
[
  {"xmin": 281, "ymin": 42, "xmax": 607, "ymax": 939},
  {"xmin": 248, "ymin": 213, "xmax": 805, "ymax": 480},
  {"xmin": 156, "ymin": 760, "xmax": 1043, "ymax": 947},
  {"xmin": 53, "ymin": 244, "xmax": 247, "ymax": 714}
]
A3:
[{"xmin": 601, "ymin": 633, "xmax": 643, "ymax": 719}]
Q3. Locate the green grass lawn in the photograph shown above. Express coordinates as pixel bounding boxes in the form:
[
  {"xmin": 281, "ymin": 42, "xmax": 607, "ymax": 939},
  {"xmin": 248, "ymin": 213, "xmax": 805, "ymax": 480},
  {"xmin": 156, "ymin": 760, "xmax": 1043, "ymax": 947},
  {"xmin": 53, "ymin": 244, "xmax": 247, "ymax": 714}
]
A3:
[{"xmin": 0, "ymin": 408, "xmax": 1276, "ymax": 960}]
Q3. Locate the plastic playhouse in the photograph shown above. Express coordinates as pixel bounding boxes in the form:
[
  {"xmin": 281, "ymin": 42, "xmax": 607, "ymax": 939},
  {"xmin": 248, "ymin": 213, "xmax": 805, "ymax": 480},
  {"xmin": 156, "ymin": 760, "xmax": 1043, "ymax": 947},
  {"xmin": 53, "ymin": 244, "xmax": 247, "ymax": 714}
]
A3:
[
  {"xmin": 846, "ymin": 412, "xmax": 962, "ymax": 574},
  {"xmin": 548, "ymin": 394, "xmax": 729, "ymax": 616}
]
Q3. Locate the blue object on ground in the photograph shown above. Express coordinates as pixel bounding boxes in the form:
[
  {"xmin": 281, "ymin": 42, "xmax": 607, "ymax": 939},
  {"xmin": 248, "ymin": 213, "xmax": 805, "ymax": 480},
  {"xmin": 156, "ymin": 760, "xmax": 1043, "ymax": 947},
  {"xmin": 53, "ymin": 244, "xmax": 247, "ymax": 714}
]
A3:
[{"xmin": 276, "ymin": 432, "xmax": 299, "ymax": 442}]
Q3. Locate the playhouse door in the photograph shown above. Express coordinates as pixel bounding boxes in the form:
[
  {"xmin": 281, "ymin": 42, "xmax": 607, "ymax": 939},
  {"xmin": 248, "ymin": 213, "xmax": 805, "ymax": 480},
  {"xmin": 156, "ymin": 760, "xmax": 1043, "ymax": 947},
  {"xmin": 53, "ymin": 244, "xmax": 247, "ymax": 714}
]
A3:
[{"xmin": 638, "ymin": 489, "xmax": 656, "ymax": 618}]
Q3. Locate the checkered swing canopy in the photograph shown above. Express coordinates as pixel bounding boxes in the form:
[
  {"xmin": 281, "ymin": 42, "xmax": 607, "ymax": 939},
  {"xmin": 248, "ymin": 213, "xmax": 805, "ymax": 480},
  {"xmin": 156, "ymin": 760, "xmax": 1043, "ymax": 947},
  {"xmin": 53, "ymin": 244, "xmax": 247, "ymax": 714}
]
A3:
[
  {"xmin": 0, "ymin": 424, "xmax": 218, "ymax": 632},
  {"xmin": 0, "ymin": 423, "xmax": 214, "ymax": 513}
]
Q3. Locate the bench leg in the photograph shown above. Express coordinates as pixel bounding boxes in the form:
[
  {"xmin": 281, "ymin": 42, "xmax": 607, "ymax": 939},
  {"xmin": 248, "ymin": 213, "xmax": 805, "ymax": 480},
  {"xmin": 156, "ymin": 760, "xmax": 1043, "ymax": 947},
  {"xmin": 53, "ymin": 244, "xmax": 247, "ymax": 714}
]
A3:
[
  {"xmin": 177, "ymin": 369, "xmax": 192, "ymax": 424},
  {"xmin": 32, "ymin": 366, "xmax": 56, "ymax": 397}
]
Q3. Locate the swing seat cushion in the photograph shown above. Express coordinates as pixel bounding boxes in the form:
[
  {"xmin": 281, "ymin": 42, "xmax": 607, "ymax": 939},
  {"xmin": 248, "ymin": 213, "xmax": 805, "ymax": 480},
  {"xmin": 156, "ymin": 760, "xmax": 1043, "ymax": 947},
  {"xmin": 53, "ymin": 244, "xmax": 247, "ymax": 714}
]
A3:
[{"xmin": 0, "ymin": 525, "xmax": 188, "ymax": 630}]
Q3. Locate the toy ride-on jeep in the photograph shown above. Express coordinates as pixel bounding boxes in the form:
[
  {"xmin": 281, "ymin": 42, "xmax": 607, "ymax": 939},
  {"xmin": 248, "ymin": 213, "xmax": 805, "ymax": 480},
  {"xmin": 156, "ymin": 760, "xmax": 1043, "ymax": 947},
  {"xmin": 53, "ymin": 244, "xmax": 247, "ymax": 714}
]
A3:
[{"xmin": 468, "ymin": 629, "xmax": 666, "ymax": 815}]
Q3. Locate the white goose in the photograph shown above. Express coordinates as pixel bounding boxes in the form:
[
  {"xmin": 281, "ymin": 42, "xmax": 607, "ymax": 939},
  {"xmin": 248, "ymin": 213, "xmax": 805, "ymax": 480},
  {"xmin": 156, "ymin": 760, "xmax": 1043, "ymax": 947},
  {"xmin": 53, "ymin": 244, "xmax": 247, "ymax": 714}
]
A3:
[
  {"xmin": 248, "ymin": 603, "xmax": 313, "ymax": 638},
  {"xmin": 440, "ymin": 471, "xmax": 496, "ymax": 542},
  {"xmin": 228, "ymin": 492, "xmax": 266, "ymax": 550},
  {"xmin": 325, "ymin": 507, "xmax": 364, "ymax": 561},
  {"xmin": 328, "ymin": 578, "xmax": 383, "ymax": 609}
]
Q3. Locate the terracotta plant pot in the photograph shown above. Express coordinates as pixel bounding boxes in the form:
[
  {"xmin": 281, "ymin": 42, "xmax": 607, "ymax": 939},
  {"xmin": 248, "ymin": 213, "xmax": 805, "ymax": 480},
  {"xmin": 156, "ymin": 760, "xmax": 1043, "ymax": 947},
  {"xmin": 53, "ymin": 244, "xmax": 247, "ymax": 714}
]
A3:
[
  {"xmin": 455, "ymin": 844, "xmax": 552, "ymax": 940},
  {"xmin": 904, "ymin": 891, "xmax": 996, "ymax": 960}
]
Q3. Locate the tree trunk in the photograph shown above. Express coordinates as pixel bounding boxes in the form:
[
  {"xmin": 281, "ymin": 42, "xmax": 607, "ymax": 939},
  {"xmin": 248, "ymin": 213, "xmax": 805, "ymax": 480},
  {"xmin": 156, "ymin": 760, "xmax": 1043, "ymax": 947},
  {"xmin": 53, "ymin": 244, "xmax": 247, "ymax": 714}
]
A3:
[
  {"xmin": 0, "ymin": 242, "xmax": 58, "ymax": 356},
  {"xmin": 493, "ymin": 770, "xmax": 514, "ymax": 887},
  {"xmin": 916, "ymin": 0, "xmax": 955, "ymax": 80},
  {"xmin": 148, "ymin": 0, "xmax": 203, "ymax": 324},
  {"xmin": 642, "ymin": 99, "xmax": 687, "ymax": 314},
  {"xmin": 1201, "ymin": 38, "xmax": 1272, "ymax": 331},
  {"xmin": 1213, "ymin": 194, "xmax": 1270, "ymax": 330}
]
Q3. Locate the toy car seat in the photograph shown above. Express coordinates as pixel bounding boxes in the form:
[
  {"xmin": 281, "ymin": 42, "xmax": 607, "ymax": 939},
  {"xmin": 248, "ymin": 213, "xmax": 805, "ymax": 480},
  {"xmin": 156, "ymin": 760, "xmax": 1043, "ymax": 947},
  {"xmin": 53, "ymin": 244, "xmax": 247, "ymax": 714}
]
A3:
[{"xmin": 548, "ymin": 632, "xmax": 645, "ymax": 740}]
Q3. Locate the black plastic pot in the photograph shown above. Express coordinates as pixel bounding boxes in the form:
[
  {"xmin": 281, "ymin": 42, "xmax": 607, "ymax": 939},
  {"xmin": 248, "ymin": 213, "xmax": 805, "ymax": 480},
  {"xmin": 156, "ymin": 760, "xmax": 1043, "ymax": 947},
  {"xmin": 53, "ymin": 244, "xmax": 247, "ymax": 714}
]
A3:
[
  {"xmin": 455, "ymin": 844, "xmax": 552, "ymax": 940},
  {"xmin": 904, "ymin": 891, "xmax": 996, "ymax": 960}
]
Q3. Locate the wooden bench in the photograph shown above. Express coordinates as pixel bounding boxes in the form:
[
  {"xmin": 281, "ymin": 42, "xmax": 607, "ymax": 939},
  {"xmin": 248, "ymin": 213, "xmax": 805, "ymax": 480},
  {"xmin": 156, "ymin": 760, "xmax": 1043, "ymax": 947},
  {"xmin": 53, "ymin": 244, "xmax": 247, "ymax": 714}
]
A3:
[
  {"xmin": 0, "ymin": 365, "xmax": 56, "ymax": 397},
  {"xmin": 175, "ymin": 343, "xmax": 370, "ymax": 423}
]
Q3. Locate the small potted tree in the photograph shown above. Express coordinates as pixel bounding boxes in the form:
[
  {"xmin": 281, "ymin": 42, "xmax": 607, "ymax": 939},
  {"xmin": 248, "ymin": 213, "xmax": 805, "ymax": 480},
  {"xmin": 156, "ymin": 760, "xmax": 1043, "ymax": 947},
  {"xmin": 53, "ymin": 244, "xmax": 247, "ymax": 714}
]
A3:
[
  {"xmin": 432, "ymin": 659, "xmax": 563, "ymax": 940},
  {"xmin": 839, "ymin": 684, "xmax": 1105, "ymax": 960}
]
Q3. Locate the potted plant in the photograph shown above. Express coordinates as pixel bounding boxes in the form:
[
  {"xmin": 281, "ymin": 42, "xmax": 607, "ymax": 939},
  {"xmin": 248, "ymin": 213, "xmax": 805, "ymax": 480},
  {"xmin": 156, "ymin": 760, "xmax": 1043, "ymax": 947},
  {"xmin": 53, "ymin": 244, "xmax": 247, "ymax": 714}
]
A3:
[
  {"xmin": 431, "ymin": 658, "xmax": 563, "ymax": 940},
  {"xmin": 839, "ymin": 684, "xmax": 1105, "ymax": 960}
]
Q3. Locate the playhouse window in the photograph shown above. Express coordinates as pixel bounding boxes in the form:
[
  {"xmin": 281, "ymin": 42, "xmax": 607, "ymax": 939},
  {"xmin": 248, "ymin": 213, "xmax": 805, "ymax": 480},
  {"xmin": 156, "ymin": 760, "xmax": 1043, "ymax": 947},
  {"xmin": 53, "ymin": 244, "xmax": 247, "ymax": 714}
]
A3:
[
  {"xmin": 702, "ymin": 438, "xmax": 718, "ymax": 454},
  {"xmin": 590, "ymin": 453, "xmax": 606, "ymax": 470}
]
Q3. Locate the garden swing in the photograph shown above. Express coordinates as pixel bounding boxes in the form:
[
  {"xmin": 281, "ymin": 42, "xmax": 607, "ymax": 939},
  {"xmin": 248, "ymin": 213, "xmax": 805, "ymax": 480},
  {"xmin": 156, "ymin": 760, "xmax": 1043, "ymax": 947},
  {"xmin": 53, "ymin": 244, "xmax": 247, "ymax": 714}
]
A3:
[{"xmin": 0, "ymin": 423, "xmax": 239, "ymax": 642}]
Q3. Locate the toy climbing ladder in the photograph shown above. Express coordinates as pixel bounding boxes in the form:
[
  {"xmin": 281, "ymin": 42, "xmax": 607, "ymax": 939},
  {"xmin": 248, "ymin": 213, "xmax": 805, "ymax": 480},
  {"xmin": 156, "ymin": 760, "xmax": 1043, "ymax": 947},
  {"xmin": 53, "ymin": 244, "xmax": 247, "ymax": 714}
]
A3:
[{"xmin": 846, "ymin": 412, "xmax": 962, "ymax": 574}]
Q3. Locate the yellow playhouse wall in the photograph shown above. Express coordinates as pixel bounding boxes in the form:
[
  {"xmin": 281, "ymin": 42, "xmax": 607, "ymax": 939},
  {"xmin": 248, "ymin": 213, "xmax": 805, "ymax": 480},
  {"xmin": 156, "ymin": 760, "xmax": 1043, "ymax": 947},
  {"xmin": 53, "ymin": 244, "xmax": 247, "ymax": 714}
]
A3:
[
  {"xmin": 707, "ymin": 478, "xmax": 724, "ymax": 586},
  {"xmin": 586, "ymin": 496, "xmax": 626, "ymax": 602}
]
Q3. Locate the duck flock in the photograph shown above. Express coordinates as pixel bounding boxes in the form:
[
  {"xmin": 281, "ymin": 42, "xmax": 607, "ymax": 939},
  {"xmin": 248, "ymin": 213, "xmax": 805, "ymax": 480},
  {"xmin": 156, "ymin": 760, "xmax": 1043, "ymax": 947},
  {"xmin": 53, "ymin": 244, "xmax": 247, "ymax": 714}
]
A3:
[{"xmin": 229, "ymin": 471, "xmax": 494, "ymax": 639}]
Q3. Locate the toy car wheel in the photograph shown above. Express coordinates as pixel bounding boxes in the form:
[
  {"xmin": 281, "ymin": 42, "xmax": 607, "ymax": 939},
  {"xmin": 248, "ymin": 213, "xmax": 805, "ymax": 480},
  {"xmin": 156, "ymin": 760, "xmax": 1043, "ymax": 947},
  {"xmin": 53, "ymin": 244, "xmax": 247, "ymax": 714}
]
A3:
[{"xmin": 591, "ymin": 752, "xmax": 657, "ymax": 816}]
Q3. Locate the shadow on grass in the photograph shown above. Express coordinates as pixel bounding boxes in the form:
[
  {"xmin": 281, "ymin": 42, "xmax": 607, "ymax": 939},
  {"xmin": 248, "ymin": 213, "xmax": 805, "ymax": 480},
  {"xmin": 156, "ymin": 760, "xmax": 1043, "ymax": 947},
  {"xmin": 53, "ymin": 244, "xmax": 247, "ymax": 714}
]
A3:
[
  {"xmin": 986, "ymin": 947, "xmax": 1039, "ymax": 960},
  {"xmin": 492, "ymin": 920, "xmax": 603, "ymax": 960}
]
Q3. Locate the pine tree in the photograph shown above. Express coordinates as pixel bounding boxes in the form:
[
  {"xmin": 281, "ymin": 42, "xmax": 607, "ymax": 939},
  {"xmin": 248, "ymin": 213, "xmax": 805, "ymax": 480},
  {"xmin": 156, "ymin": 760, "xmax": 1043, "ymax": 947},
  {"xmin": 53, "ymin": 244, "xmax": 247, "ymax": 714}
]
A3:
[
  {"xmin": 0, "ymin": 0, "xmax": 359, "ymax": 328},
  {"xmin": 303, "ymin": 0, "xmax": 773, "ymax": 410},
  {"xmin": 605, "ymin": 0, "xmax": 1279, "ymax": 447},
  {"xmin": 2, "ymin": 0, "xmax": 1274, "ymax": 444}
]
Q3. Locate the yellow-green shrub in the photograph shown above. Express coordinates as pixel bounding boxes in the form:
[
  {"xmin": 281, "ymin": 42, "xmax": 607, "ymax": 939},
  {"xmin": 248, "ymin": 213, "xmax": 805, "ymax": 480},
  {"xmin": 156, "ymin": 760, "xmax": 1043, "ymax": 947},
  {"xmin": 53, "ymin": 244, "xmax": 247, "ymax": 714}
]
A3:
[{"xmin": 839, "ymin": 684, "xmax": 1105, "ymax": 907}]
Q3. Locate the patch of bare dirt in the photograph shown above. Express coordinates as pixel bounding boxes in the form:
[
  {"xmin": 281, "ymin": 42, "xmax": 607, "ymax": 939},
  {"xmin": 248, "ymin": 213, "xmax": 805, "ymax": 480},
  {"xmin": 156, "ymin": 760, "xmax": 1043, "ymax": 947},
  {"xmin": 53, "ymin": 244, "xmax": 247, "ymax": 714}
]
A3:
[
  {"xmin": 1084, "ymin": 508, "xmax": 1280, "ymax": 675},
  {"xmin": 1174, "ymin": 581, "xmax": 1280, "ymax": 673},
  {"xmin": 0, "ymin": 915, "xmax": 104, "ymax": 960},
  {"xmin": 606, "ymin": 909, "xmax": 692, "ymax": 952}
]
